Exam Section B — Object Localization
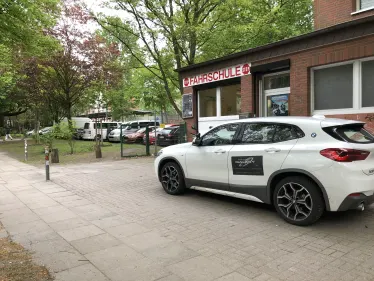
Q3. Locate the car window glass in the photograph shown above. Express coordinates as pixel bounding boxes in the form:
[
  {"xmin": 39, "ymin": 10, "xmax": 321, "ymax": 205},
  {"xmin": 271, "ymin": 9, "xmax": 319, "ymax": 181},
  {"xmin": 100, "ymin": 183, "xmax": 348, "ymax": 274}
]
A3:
[
  {"xmin": 131, "ymin": 123, "xmax": 139, "ymax": 129},
  {"xmin": 241, "ymin": 123, "xmax": 276, "ymax": 144},
  {"xmin": 273, "ymin": 125, "xmax": 301, "ymax": 143},
  {"xmin": 84, "ymin": 123, "xmax": 89, "ymax": 129},
  {"xmin": 336, "ymin": 125, "xmax": 374, "ymax": 143},
  {"xmin": 201, "ymin": 124, "xmax": 239, "ymax": 146}
]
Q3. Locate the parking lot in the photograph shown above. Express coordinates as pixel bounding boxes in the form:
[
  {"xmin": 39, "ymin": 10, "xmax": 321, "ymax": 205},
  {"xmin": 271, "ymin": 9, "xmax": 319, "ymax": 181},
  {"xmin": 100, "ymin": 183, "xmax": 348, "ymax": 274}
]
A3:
[{"xmin": 2, "ymin": 155, "xmax": 374, "ymax": 281}]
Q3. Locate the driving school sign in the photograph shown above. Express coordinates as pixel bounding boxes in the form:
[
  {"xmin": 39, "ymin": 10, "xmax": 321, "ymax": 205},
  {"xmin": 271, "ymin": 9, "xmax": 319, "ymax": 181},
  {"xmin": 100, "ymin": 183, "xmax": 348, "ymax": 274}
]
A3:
[{"xmin": 183, "ymin": 63, "xmax": 251, "ymax": 88}]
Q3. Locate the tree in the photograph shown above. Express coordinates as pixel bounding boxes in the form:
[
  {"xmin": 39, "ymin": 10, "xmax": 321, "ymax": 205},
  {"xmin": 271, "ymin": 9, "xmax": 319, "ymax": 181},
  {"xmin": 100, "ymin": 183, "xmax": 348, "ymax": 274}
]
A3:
[
  {"xmin": 93, "ymin": 0, "xmax": 312, "ymax": 118},
  {"xmin": 40, "ymin": 0, "xmax": 122, "ymax": 135},
  {"xmin": 0, "ymin": 0, "xmax": 59, "ymax": 52}
]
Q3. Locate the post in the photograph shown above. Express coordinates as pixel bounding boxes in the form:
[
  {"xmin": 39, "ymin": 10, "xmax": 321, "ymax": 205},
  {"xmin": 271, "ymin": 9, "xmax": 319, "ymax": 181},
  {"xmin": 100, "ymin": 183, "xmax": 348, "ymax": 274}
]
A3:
[
  {"xmin": 154, "ymin": 110, "xmax": 157, "ymax": 156},
  {"xmin": 100, "ymin": 119, "xmax": 103, "ymax": 146},
  {"xmin": 24, "ymin": 139, "xmax": 28, "ymax": 162},
  {"xmin": 45, "ymin": 146, "xmax": 50, "ymax": 181},
  {"xmin": 120, "ymin": 124, "xmax": 123, "ymax": 157},
  {"xmin": 145, "ymin": 125, "xmax": 150, "ymax": 156}
]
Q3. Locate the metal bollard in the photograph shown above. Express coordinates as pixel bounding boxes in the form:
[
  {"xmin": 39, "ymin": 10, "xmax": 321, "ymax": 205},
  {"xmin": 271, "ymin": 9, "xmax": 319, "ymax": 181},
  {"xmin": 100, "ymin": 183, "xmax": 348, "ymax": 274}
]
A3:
[
  {"xmin": 45, "ymin": 146, "xmax": 50, "ymax": 181},
  {"xmin": 24, "ymin": 139, "xmax": 28, "ymax": 162}
]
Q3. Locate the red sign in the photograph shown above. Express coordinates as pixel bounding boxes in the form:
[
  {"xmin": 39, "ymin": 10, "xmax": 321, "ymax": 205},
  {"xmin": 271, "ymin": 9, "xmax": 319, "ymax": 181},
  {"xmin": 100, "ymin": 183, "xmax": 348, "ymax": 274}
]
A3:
[{"xmin": 183, "ymin": 63, "xmax": 251, "ymax": 88}]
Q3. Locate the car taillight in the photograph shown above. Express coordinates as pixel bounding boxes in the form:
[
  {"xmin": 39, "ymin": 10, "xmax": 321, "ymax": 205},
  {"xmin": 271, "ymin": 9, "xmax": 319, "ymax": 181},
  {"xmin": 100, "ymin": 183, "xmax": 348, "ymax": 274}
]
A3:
[
  {"xmin": 167, "ymin": 134, "xmax": 172, "ymax": 137},
  {"xmin": 88, "ymin": 130, "xmax": 91, "ymax": 134},
  {"xmin": 320, "ymin": 148, "xmax": 370, "ymax": 162}
]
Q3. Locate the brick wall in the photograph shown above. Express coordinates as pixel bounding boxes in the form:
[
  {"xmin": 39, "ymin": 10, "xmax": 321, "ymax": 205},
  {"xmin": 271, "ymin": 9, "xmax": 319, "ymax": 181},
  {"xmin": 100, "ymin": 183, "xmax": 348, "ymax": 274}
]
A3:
[
  {"xmin": 314, "ymin": 0, "xmax": 374, "ymax": 29},
  {"xmin": 240, "ymin": 75, "xmax": 254, "ymax": 114}
]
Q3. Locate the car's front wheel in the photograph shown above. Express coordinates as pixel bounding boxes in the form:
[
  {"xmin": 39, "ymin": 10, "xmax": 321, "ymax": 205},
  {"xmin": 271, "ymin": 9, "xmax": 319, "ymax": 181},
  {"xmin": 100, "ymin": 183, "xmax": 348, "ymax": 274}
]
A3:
[
  {"xmin": 273, "ymin": 176, "xmax": 324, "ymax": 226},
  {"xmin": 160, "ymin": 162, "xmax": 185, "ymax": 195}
]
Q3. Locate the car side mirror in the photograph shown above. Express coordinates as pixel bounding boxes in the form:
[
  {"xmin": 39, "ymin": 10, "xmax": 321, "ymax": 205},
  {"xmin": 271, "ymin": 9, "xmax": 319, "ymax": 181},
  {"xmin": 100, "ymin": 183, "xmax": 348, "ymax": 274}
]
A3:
[{"xmin": 192, "ymin": 133, "xmax": 201, "ymax": 146}]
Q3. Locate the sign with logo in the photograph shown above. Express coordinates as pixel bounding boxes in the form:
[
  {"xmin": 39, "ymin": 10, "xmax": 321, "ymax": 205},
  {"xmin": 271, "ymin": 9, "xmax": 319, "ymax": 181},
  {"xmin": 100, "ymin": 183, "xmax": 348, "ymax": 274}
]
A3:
[
  {"xmin": 183, "ymin": 63, "xmax": 251, "ymax": 88},
  {"xmin": 231, "ymin": 156, "xmax": 263, "ymax": 176},
  {"xmin": 160, "ymin": 123, "xmax": 165, "ymax": 128},
  {"xmin": 182, "ymin": 93, "xmax": 193, "ymax": 118}
]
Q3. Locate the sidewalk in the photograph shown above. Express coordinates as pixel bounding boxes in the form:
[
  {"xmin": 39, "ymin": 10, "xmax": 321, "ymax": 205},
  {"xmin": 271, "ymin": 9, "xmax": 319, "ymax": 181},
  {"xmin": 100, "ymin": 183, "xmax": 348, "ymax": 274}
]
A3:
[{"xmin": 0, "ymin": 153, "xmax": 201, "ymax": 281}]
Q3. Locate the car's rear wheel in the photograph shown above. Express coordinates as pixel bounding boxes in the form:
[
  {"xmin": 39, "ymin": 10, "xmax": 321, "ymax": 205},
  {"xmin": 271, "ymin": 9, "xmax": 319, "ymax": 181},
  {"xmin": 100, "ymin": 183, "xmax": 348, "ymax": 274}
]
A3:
[
  {"xmin": 160, "ymin": 162, "xmax": 185, "ymax": 195},
  {"xmin": 273, "ymin": 176, "xmax": 324, "ymax": 226}
]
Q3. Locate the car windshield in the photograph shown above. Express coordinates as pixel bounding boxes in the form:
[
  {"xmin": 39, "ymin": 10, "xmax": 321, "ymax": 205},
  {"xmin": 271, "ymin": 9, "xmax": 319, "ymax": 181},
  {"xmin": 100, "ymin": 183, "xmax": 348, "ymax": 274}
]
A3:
[{"xmin": 336, "ymin": 124, "xmax": 374, "ymax": 143}]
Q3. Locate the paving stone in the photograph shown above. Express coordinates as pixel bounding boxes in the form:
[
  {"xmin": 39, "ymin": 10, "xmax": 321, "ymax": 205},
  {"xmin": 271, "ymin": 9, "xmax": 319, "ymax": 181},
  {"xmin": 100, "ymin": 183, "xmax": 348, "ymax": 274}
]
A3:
[
  {"xmin": 91, "ymin": 215, "xmax": 134, "ymax": 229},
  {"xmin": 124, "ymin": 230, "xmax": 173, "ymax": 251},
  {"xmin": 49, "ymin": 217, "xmax": 91, "ymax": 232},
  {"xmin": 167, "ymin": 256, "xmax": 233, "ymax": 281},
  {"xmin": 54, "ymin": 263, "xmax": 109, "ymax": 281},
  {"xmin": 215, "ymin": 272, "xmax": 251, "ymax": 281},
  {"xmin": 39, "ymin": 209, "xmax": 78, "ymax": 223},
  {"xmin": 106, "ymin": 223, "xmax": 151, "ymax": 239},
  {"xmin": 70, "ymin": 233, "xmax": 122, "ymax": 254},
  {"xmin": 58, "ymin": 225, "xmax": 105, "ymax": 242}
]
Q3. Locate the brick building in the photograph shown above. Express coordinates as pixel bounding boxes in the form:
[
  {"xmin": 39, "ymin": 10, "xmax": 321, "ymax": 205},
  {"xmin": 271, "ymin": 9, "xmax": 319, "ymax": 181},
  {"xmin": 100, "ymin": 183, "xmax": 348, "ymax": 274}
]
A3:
[{"xmin": 177, "ymin": 0, "xmax": 374, "ymax": 140}]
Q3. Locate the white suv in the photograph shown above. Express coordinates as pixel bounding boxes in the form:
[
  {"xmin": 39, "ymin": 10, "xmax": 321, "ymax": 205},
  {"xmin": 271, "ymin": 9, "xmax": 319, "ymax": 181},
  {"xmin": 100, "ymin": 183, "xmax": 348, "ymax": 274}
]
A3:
[{"xmin": 154, "ymin": 116, "xmax": 374, "ymax": 226}]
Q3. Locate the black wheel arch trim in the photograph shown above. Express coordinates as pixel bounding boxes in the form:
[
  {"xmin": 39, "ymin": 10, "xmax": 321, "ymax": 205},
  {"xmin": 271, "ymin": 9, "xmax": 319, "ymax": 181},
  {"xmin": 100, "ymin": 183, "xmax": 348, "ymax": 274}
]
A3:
[
  {"xmin": 158, "ymin": 157, "xmax": 186, "ymax": 182},
  {"xmin": 267, "ymin": 169, "xmax": 330, "ymax": 211}
]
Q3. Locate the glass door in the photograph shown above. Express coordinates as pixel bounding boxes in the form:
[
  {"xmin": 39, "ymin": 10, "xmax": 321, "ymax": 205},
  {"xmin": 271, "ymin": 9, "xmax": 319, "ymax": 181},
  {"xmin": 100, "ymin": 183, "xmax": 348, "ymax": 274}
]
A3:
[{"xmin": 262, "ymin": 72, "xmax": 290, "ymax": 117}]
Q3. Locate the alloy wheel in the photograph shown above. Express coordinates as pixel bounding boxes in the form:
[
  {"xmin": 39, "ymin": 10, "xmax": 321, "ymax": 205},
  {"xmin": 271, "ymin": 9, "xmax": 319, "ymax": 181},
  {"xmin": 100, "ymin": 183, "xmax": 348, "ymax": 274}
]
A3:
[
  {"xmin": 277, "ymin": 182, "xmax": 313, "ymax": 221},
  {"xmin": 161, "ymin": 165, "xmax": 179, "ymax": 192}
]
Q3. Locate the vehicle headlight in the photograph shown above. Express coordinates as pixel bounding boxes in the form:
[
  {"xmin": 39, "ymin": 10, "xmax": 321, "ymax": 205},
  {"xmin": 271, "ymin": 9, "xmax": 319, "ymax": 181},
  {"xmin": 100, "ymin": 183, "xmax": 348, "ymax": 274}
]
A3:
[{"xmin": 156, "ymin": 150, "xmax": 163, "ymax": 157}]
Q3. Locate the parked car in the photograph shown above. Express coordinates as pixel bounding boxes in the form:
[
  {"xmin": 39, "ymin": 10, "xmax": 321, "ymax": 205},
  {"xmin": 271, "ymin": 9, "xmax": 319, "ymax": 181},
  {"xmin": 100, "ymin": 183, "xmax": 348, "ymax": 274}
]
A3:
[
  {"xmin": 143, "ymin": 124, "xmax": 178, "ymax": 145},
  {"xmin": 157, "ymin": 126, "xmax": 180, "ymax": 146},
  {"xmin": 39, "ymin": 127, "xmax": 53, "ymax": 135},
  {"xmin": 154, "ymin": 116, "xmax": 374, "ymax": 226},
  {"xmin": 74, "ymin": 128, "xmax": 84, "ymax": 140},
  {"xmin": 82, "ymin": 122, "xmax": 120, "ymax": 140},
  {"xmin": 143, "ymin": 128, "xmax": 164, "ymax": 145},
  {"xmin": 26, "ymin": 129, "xmax": 36, "ymax": 136},
  {"xmin": 124, "ymin": 127, "xmax": 158, "ymax": 144},
  {"xmin": 108, "ymin": 121, "xmax": 161, "ymax": 142}
]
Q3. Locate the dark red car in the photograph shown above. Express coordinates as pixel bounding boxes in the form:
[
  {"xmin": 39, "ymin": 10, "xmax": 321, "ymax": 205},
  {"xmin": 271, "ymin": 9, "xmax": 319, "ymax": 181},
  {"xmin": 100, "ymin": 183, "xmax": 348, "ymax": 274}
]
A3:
[{"xmin": 124, "ymin": 127, "xmax": 157, "ymax": 143}]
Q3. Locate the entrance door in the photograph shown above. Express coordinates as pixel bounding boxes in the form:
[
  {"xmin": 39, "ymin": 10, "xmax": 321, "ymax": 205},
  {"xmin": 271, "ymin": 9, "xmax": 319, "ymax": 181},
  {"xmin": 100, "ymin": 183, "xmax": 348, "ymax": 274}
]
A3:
[
  {"xmin": 185, "ymin": 123, "xmax": 240, "ymax": 190},
  {"xmin": 261, "ymin": 72, "xmax": 290, "ymax": 117}
]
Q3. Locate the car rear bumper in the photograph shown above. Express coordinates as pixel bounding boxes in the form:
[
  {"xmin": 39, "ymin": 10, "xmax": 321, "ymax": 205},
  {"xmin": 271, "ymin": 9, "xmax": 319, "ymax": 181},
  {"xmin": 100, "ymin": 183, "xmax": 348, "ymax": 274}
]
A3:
[{"xmin": 337, "ymin": 193, "xmax": 374, "ymax": 211}]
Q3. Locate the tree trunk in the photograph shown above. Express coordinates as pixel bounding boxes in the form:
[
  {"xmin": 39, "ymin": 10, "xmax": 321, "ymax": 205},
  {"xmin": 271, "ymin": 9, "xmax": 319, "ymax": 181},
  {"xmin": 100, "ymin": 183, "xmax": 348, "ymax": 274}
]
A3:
[
  {"xmin": 51, "ymin": 149, "xmax": 60, "ymax": 163},
  {"xmin": 0, "ymin": 115, "xmax": 4, "ymax": 128}
]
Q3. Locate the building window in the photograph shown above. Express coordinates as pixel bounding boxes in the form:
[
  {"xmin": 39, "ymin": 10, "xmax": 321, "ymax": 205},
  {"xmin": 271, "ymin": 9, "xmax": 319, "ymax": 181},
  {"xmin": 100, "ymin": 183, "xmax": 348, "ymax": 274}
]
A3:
[
  {"xmin": 362, "ymin": 60, "xmax": 374, "ymax": 107},
  {"xmin": 264, "ymin": 73, "xmax": 290, "ymax": 90},
  {"xmin": 221, "ymin": 84, "xmax": 241, "ymax": 116},
  {"xmin": 314, "ymin": 64, "xmax": 353, "ymax": 110},
  {"xmin": 199, "ymin": 88, "xmax": 216, "ymax": 117},
  {"xmin": 360, "ymin": 0, "xmax": 374, "ymax": 10},
  {"xmin": 312, "ymin": 58, "xmax": 374, "ymax": 114},
  {"xmin": 198, "ymin": 84, "xmax": 241, "ymax": 118}
]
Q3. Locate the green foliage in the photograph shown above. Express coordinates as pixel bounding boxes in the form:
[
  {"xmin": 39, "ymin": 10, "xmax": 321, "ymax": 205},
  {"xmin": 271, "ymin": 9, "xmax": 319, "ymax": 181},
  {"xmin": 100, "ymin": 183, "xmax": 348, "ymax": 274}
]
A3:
[
  {"xmin": 52, "ymin": 122, "xmax": 75, "ymax": 154},
  {"xmin": 96, "ymin": 0, "xmax": 313, "ymax": 118},
  {"xmin": 0, "ymin": 0, "xmax": 60, "ymax": 53}
]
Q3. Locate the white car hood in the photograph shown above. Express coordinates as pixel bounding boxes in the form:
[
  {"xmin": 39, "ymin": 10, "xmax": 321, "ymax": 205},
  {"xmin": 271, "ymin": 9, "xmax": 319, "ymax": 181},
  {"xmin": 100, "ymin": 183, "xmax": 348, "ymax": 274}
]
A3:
[{"xmin": 163, "ymin": 142, "xmax": 192, "ymax": 153}]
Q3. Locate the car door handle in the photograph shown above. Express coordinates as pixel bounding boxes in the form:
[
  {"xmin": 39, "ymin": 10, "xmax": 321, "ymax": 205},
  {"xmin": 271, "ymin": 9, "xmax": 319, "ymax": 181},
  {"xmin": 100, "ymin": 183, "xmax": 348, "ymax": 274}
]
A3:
[
  {"xmin": 265, "ymin": 148, "xmax": 281, "ymax": 153},
  {"xmin": 214, "ymin": 149, "xmax": 226, "ymax": 154}
]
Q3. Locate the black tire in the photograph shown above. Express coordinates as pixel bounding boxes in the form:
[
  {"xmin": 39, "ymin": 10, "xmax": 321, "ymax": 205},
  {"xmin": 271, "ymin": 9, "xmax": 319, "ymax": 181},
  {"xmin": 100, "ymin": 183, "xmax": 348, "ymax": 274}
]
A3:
[
  {"xmin": 160, "ymin": 162, "xmax": 186, "ymax": 195},
  {"xmin": 273, "ymin": 176, "xmax": 324, "ymax": 226}
]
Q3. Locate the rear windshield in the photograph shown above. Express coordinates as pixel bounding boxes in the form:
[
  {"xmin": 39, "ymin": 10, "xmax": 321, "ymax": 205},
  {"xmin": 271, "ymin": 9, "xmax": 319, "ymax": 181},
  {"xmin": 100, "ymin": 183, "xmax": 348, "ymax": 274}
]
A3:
[
  {"xmin": 84, "ymin": 123, "xmax": 90, "ymax": 129},
  {"xmin": 324, "ymin": 124, "xmax": 374, "ymax": 143}
]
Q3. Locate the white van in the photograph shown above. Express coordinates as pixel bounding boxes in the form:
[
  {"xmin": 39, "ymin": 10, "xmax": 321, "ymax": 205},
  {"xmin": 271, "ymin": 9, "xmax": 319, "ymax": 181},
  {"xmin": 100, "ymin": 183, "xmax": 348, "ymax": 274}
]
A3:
[{"xmin": 82, "ymin": 121, "xmax": 120, "ymax": 140}]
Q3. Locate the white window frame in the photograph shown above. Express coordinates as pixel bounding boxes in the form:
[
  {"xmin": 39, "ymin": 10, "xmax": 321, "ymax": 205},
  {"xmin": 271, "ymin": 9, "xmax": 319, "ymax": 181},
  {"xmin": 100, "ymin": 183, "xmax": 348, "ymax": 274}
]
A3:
[
  {"xmin": 353, "ymin": 0, "xmax": 374, "ymax": 14},
  {"xmin": 261, "ymin": 71, "xmax": 290, "ymax": 117},
  {"xmin": 198, "ymin": 86, "xmax": 240, "ymax": 122},
  {"xmin": 311, "ymin": 57, "xmax": 374, "ymax": 115}
]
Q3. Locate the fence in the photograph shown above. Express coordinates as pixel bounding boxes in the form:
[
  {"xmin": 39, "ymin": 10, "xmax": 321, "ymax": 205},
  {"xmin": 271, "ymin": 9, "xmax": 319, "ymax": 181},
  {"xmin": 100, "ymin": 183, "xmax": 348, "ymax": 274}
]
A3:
[{"xmin": 120, "ymin": 122, "xmax": 188, "ymax": 158}]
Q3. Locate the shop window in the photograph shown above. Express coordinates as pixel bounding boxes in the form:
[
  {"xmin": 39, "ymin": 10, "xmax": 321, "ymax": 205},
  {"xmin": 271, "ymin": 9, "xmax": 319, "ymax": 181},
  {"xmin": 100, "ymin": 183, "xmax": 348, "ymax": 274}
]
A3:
[
  {"xmin": 314, "ymin": 64, "xmax": 353, "ymax": 110},
  {"xmin": 362, "ymin": 60, "xmax": 374, "ymax": 107},
  {"xmin": 360, "ymin": 0, "xmax": 374, "ymax": 9},
  {"xmin": 264, "ymin": 73, "xmax": 290, "ymax": 90},
  {"xmin": 312, "ymin": 58, "xmax": 374, "ymax": 114},
  {"xmin": 221, "ymin": 84, "xmax": 241, "ymax": 116},
  {"xmin": 199, "ymin": 88, "xmax": 216, "ymax": 117}
]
